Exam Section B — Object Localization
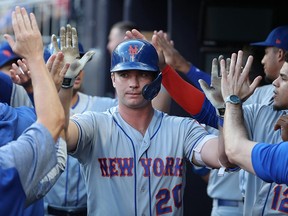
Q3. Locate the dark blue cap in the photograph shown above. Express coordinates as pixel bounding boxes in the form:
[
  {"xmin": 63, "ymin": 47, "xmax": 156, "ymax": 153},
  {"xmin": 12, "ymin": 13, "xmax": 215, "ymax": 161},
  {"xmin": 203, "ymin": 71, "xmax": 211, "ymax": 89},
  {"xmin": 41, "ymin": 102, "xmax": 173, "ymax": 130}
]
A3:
[
  {"xmin": 0, "ymin": 41, "xmax": 19, "ymax": 67},
  {"xmin": 250, "ymin": 25, "xmax": 288, "ymax": 51}
]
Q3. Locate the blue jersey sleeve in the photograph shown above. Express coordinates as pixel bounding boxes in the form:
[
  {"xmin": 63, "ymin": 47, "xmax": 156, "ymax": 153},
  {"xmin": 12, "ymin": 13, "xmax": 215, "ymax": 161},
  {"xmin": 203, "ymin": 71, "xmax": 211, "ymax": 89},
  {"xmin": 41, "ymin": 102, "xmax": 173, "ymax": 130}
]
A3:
[
  {"xmin": 0, "ymin": 166, "xmax": 26, "ymax": 215},
  {"xmin": 252, "ymin": 142, "xmax": 288, "ymax": 184},
  {"xmin": 0, "ymin": 103, "xmax": 36, "ymax": 146},
  {"xmin": 186, "ymin": 65, "xmax": 211, "ymax": 90}
]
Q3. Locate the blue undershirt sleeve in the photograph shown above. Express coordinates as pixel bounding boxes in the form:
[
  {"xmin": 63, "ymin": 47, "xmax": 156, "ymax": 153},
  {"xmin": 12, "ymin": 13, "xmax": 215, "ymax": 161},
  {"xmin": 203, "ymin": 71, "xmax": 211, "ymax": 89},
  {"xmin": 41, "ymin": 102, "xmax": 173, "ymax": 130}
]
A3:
[
  {"xmin": 186, "ymin": 65, "xmax": 211, "ymax": 90},
  {"xmin": 184, "ymin": 66, "xmax": 218, "ymax": 128},
  {"xmin": 192, "ymin": 98, "xmax": 218, "ymax": 128}
]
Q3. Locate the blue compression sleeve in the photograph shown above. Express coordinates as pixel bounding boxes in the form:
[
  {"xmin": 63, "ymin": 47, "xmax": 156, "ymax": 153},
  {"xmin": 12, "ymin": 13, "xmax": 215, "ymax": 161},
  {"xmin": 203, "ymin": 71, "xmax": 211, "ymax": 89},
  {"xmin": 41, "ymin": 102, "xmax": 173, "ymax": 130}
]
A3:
[
  {"xmin": 186, "ymin": 65, "xmax": 211, "ymax": 90},
  {"xmin": 192, "ymin": 98, "xmax": 218, "ymax": 128},
  {"xmin": 184, "ymin": 66, "xmax": 219, "ymax": 128},
  {"xmin": 252, "ymin": 142, "xmax": 288, "ymax": 184}
]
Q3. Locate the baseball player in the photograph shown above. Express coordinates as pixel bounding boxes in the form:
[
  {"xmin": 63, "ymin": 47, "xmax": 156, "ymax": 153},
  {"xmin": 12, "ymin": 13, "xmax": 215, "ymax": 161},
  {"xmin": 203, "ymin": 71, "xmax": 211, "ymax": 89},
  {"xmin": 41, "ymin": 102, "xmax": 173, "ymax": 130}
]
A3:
[
  {"xmin": 0, "ymin": 6, "xmax": 65, "ymax": 215},
  {"xmin": 153, "ymin": 30, "xmax": 244, "ymax": 216},
  {"xmin": 218, "ymin": 50, "xmax": 288, "ymax": 215},
  {"xmin": 106, "ymin": 21, "xmax": 171, "ymax": 114},
  {"xmin": 151, "ymin": 28, "xmax": 285, "ymax": 215},
  {"xmin": 222, "ymin": 51, "xmax": 288, "ymax": 185},
  {"xmin": 57, "ymin": 36, "xmax": 234, "ymax": 215},
  {"xmin": 199, "ymin": 50, "xmax": 288, "ymax": 215},
  {"xmin": 0, "ymin": 20, "xmax": 95, "ymax": 216},
  {"xmin": 44, "ymin": 40, "xmax": 118, "ymax": 215}
]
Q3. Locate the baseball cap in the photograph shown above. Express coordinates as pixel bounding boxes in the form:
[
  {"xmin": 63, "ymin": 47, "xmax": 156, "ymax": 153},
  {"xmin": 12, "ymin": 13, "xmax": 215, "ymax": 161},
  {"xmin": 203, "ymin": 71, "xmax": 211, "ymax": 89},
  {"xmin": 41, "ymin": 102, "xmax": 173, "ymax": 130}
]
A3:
[
  {"xmin": 0, "ymin": 41, "xmax": 19, "ymax": 67},
  {"xmin": 250, "ymin": 25, "xmax": 288, "ymax": 51}
]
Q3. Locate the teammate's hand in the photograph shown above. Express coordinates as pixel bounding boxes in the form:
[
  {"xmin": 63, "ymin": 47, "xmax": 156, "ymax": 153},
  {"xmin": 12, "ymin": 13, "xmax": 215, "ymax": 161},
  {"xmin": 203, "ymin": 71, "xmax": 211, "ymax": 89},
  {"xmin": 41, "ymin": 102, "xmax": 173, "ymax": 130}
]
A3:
[
  {"xmin": 199, "ymin": 56, "xmax": 225, "ymax": 110},
  {"xmin": 153, "ymin": 30, "xmax": 191, "ymax": 73},
  {"xmin": 4, "ymin": 6, "xmax": 43, "ymax": 62},
  {"xmin": 10, "ymin": 58, "xmax": 32, "ymax": 93},
  {"xmin": 220, "ymin": 50, "xmax": 262, "ymax": 102},
  {"xmin": 124, "ymin": 29, "xmax": 147, "ymax": 41},
  {"xmin": 46, "ymin": 52, "xmax": 69, "ymax": 91},
  {"xmin": 274, "ymin": 114, "xmax": 288, "ymax": 141},
  {"xmin": 50, "ymin": 24, "xmax": 95, "ymax": 88},
  {"xmin": 151, "ymin": 31, "xmax": 166, "ymax": 70}
]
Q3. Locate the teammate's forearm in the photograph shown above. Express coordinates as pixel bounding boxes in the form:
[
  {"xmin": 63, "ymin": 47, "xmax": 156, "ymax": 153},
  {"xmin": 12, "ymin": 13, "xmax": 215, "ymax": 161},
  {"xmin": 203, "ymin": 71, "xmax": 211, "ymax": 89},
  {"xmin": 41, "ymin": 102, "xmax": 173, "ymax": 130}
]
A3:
[
  {"xmin": 218, "ymin": 126, "xmax": 236, "ymax": 168},
  {"xmin": 224, "ymin": 104, "xmax": 249, "ymax": 164},
  {"xmin": 29, "ymin": 56, "xmax": 65, "ymax": 141},
  {"xmin": 162, "ymin": 65, "xmax": 205, "ymax": 115},
  {"xmin": 58, "ymin": 87, "xmax": 73, "ymax": 138}
]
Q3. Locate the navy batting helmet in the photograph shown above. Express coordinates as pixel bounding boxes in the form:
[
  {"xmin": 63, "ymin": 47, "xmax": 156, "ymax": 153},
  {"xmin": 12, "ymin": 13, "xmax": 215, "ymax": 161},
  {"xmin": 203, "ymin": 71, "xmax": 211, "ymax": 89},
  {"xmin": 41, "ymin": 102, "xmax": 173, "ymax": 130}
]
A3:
[
  {"xmin": 110, "ymin": 39, "xmax": 162, "ymax": 101},
  {"xmin": 110, "ymin": 39, "xmax": 159, "ymax": 73}
]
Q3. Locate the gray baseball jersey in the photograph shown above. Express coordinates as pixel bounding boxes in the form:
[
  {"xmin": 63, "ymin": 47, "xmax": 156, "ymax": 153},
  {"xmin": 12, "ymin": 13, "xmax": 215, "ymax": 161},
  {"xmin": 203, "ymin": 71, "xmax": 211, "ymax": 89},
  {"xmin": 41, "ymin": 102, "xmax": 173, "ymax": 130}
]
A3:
[
  {"xmin": 10, "ymin": 84, "xmax": 33, "ymax": 108},
  {"xmin": 238, "ymin": 84, "xmax": 274, "ymax": 197},
  {"xmin": 244, "ymin": 84, "xmax": 274, "ymax": 106},
  {"xmin": 242, "ymin": 103, "xmax": 287, "ymax": 215},
  {"xmin": 44, "ymin": 92, "xmax": 118, "ymax": 208},
  {"xmin": 70, "ymin": 106, "xmax": 216, "ymax": 216}
]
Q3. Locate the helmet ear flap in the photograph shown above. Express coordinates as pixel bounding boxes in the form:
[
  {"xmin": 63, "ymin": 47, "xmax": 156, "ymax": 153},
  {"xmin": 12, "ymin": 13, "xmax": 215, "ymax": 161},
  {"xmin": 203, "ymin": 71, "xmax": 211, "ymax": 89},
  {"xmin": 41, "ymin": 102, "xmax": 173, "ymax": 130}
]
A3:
[{"xmin": 142, "ymin": 72, "xmax": 162, "ymax": 101}]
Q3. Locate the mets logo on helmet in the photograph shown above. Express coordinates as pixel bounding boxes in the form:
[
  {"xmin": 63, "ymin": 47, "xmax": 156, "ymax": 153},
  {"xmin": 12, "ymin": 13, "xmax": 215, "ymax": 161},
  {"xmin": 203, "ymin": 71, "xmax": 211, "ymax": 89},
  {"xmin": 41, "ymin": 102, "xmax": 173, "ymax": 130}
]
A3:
[{"xmin": 128, "ymin": 45, "xmax": 138, "ymax": 61}]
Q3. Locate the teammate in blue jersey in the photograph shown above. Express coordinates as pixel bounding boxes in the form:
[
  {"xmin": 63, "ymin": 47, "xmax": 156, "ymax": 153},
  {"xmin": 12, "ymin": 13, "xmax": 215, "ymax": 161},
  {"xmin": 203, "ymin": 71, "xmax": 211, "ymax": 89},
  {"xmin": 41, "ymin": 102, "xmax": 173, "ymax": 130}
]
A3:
[
  {"xmin": 0, "ymin": 6, "xmax": 65, "ymax": 215},
  {"xmin": 57, "ymin": 33, "xmax": 236, "ymax": 215}
]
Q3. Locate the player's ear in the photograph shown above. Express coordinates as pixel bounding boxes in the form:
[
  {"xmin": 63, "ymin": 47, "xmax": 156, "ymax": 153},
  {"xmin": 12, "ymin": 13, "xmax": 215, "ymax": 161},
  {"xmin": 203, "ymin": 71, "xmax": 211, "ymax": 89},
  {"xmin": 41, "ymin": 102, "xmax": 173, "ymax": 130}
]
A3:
[{"xmin": 111, "ymin": 73, "xmax": 116, "ymax": 88}]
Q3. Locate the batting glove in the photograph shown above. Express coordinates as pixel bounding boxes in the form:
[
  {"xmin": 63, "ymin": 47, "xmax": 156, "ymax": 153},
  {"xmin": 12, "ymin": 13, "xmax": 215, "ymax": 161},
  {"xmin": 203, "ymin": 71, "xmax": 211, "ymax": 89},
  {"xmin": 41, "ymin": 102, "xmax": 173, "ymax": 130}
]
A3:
[{"xmin": 199, "ymin": 56, "xmax": 228, "ymax": 116}]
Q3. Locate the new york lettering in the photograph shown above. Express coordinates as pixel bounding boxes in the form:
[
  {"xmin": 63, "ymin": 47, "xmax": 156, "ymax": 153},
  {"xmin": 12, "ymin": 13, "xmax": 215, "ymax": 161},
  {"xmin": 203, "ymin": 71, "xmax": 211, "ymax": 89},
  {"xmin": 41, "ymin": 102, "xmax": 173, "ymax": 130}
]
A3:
[{"xmin": 98, "ymin": 157, "xmax": 183, "ymax": 177}]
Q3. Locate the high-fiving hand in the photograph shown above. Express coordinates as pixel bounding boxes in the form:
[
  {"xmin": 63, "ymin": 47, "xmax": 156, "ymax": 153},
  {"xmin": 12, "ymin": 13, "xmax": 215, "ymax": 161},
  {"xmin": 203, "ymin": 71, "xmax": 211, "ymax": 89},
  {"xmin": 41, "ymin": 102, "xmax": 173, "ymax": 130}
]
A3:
[
  {"xmin": 50, "ymin": 24, "xmax": 95, "ymax": 89},
  {"xmin": 198, "ymin": 56, "xmax": 229, "ymax": 114},
  {"xmin": 220, "ymin": 50, "xmax": 262, "ymax": 102}
]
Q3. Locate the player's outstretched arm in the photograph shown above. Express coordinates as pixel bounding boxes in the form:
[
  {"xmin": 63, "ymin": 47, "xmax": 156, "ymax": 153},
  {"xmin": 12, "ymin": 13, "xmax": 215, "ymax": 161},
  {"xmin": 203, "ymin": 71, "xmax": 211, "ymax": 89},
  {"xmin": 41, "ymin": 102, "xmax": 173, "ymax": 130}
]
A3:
[
  {"xmin": 221, "ymin": 50, "xmax": 262, "ymax": 172},
  {"xmin": 4, "ymin": 6, "xmax": 65, "ymax": 140},
  {"xmin": 52, "ymin": 24, "xmax": 95, "ymax": 151},
  {"xmin": 0, "ymin": 6, "xmax": 65, "ymax": 210}
]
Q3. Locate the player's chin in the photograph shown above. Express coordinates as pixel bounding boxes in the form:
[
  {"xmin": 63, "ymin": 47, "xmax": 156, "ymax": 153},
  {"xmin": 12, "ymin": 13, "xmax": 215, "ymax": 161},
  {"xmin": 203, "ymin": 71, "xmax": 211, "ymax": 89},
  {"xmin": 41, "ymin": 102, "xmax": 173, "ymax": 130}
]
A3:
[
  {"xmin": 125, "ymin": 98, "xmax": 147, "ymax": 108},
  {"xmin": 273, "ymin": 101, "xmax": 287, "ymax": 111}
]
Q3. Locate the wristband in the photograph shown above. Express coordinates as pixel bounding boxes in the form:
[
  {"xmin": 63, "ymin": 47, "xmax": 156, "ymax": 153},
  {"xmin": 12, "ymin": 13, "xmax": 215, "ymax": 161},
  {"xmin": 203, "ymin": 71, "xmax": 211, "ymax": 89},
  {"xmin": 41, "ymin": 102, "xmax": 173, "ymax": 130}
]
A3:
[
  {"xmin": 218, "ymin": 159, "xmax": 240, "ymax": 177},
  {"xmin": 62, "ymin": 77, "xmax": 75, "ymax": 89}
]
